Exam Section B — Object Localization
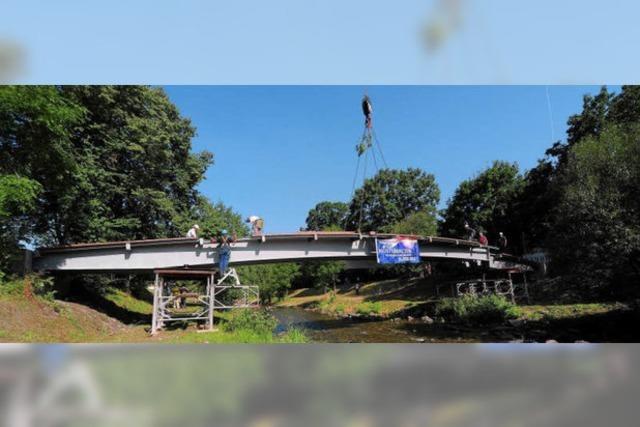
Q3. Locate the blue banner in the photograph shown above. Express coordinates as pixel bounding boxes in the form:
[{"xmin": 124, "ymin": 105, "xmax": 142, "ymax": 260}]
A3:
[{"xmin": 375, "ymin": 237, "xmax": 421, "ymax": 264}]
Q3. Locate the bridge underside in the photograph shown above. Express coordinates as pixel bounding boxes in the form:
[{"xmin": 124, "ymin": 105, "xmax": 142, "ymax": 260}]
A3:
[{"xmin": 31, "ymin": 232, "xmax": 530, "ymax": 273}]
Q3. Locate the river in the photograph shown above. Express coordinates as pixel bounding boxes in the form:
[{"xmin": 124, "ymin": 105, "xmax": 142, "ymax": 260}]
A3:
[{"xmin": 272, "ymin": 307, "xmax": 480, "ymax": 343}]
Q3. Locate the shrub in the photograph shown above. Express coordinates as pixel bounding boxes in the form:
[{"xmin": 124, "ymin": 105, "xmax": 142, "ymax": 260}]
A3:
[
  {"xmin": 436, "ymin": 295, "xmax": 521, "ymax": 324},
  {"xmin": 0, "ymin": 275, "xmax": 55, "ymax": 301},
  {"xmin": 279, "ymin": 328, "xmax": 309, "ymax": 343},
  {"xmin": 0, "ymin": 278, "xmax": 23, "ymax": 296},
  {"xmin": 30, "ymin": 275, "xmax": 56, "ymax": 301},
  {"xmin": 222, "ymin": 308, "xmax": 277, "ymax": 337},
  {"xmin": 318, "ymin": 292, "xmax": 337, "ymax": 312},
  {"xmin": 356, "ymin": 301, "xmax": 382, "ymax": 315}
]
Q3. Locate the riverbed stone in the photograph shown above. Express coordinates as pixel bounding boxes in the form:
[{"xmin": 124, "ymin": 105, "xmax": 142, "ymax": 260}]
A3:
[{"xmin": 421, "ymin": 315, "xmax": 434, "ymax": 324}]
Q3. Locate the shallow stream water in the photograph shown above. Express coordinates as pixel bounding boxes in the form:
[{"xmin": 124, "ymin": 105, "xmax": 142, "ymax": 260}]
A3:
[{"xmin": 272, "ymin": 307, "xmax": 475, "ymax": 343}]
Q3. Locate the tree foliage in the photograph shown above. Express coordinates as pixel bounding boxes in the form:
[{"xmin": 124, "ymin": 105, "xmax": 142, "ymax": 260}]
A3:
[
  {"xmin": 549, "ymin": 125, "xmax": 640, "ymax": 289},
  {"xmin": 56, "ymin": 85, "xmax": 213, "ymax": 243},
  {"xmin": 0, "ymin": 86, "xmax": 85, "ymax": 245},
  {"xmin": 0, "ymin": 175, "xmax": 42, "ymax": 276},
  {"xmin": 305, "ymin": 201, "xmax": 349, "ymax": 231},
  {"xmin": 298, "ymin": 261, "xmax": 345, "ymax": 292},
  {"xmin": 384, "ymin": 210, "xmax": 437, "ymax": 236},
  {"xmin": 347, "ymin": 168, "xmax": 440, "ymax": 232},
  {"xmin": 441, "ymin": 161, "xmax": 523, "ymax": 244},
  {"xmin": 237, "ymin": 263, "xmax": 300, "ymax": 304},
  {"xmin": 177, "ymin": 195, "xmax": 248, "ymax": 239},
  {"xmin": 0, "ymin": 85, "xmax": 215, "ymax": 247}
]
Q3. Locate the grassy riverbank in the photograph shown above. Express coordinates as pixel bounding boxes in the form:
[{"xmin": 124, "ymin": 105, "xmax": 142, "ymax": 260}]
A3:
[
  {"xmin": 279, "ymin": 278, "xmax": 427, "ymax": 316},
  {"xmin": 279, "ymin": 277, "xmax": 640, "ymax": 342},
  {"xmin": 0, "ymin": 278, "xmax": 307, "ymax": 343}
]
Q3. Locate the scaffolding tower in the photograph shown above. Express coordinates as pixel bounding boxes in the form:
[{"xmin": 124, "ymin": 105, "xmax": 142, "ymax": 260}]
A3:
[{"xmin": 150, "ymin": 268, "xmax": 259, "ymax": 335}]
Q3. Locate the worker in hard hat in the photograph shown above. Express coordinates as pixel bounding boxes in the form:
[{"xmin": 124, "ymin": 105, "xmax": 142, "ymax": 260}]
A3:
[
  {"xmin": 246, "ymin": 215, "xmax": 264, "ymax": 236},
  {"xmin": 217, "ymin": 229, "xmax": 235, "ymax": 275},
  {"xmin": 186, "ymin": 224, "xmax": 200, "ymax": 238},
  {"xmin": 498, "ymin": 232, "xmax": 508, "ymax": 252},
  {"xmin": 464, "ymin": 222, "xmax": 476, "ymax": 241}
]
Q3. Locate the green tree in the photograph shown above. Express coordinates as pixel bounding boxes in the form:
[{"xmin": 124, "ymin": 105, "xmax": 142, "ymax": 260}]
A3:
[
  {"xmin": 0, "ymin": 175, "xmax": 42, "ymax": 277},
  {"xmin": 384, "ymin": 210, "xmax": 437, "ymax": 236},
  {"xmin": 305, "ymin": 201, "xmax": 349, "ymax": 231},
  {"xmin": 566, "ymin": 86, "xmax": 613, "ymax": 147},
  {"xmin": 441, "ymin": 161, "xmax": 523, "ymax": 243},
  {"xmin": 176, "ymin": 195, "xmax": 248, "ymax": 239},
  {"xmin": 56, "ymin": 85, "xmax": 213, "ymax": 243},
  {"xmin": 299, "ymin": 261, "xmax": 345, "ymax": 292},
  {"xmin": 549, "ymin": 125, "xmax": 640, "ymax": 291},
  {"xmin": 512, "ymin": 158, "xmax": 559, "ymax": 251},
  {"xmin": 347, "ymin": 168, "xmax": 440, "ymax": 232},
  {"xmin": 0, "ymin": 85, "xmax": 85, "ymax": 245},
  {"xmin": 0, "ymin": 85, "xmax": 215, "ymax": 245},
  {"xmin": 237, "ymin": 263, "xmax": 300, "ymax": 304},
  {"xmin": 517, "ymin": 85, "xmax": 640, "ymax": 253}
]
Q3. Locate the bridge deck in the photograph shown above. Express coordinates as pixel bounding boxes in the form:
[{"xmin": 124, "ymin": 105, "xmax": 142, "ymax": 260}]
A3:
[{"xmin": 31, "ymin": 232, "xmax": 529, "ymax": 273}]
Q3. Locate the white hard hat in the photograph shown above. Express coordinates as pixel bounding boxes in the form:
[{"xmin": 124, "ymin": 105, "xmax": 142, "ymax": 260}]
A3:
[{"xmin": 194, "ymin": 224, "xmax": 200, "ymax": 229}]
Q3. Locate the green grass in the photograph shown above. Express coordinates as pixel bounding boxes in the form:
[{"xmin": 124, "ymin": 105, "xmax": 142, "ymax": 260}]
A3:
[
  {"xmin": 521, "ymin": 302, "xmax": 621, "ymax": 321},
  {"xmin": 158, "ymin": 325, "xmax": 309, "ymax": 344},
  {"xmin": 355, "ymin": 301, "xmax": 383, "ymax": 315},
  {"xmin": 104, "ymin": 288, "xmax": 153, "ymax": 315},
  {"xmin": 278, "ymin": 327, "xmax": 309, "ymax": 343}
]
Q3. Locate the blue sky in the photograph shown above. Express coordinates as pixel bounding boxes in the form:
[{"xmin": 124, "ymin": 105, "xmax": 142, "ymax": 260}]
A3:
[
  {"xmin": 2, "ymin": 1, "xmax": 639, "ymax": 84},
  {"xmin": 164, "ymin": 85, "xmax": 612, "ymax": 232}
]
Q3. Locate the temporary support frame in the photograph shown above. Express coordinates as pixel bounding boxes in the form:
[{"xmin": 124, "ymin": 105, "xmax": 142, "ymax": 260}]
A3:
[
  {"xmin": 150, "ymin": 268, "xmax": 259, "ymax": 335},
  {"xmin": 452, "ymin": 278, "xmax": 517, "ymax": 303}
]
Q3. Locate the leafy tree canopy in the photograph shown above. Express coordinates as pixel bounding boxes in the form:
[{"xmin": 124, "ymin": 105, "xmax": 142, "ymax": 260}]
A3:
[
  {"xmin": 549, "ymin": 125, "xmax": 640, "ymax": 289},
  {"xmin": 347, "ymin": 168, "xmax": 440, "ymax": 232},
  {"xmin": 384, "ymin": 210, "xmax": 437, "ymax": 236},
  {"xmin": 237, "ymin": 263, "xmax": 300, "ymax": 304},
  {"xmin": 305, "ymin": 201, "xmax": 349, "ymax": 231},
  {"xmin": 0, "ymin": 175, "xmax": 42, "ymax": 275},
  {"xmin": 0, "ymin": 85, "xmax": 215, "ymax": 246},
  {"xmin": 176, "ymin": 195, "xmax": 248, "ymax": 239},
  {"xmin": 441, "ymin": 161, "xmax": 523, "ymax": 242},
  {"xmin": 299, "ymin": 261, "xmax": 345, "ymax": 291}
]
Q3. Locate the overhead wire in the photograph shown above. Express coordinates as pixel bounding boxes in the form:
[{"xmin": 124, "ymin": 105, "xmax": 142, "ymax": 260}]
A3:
[{"xmin": 545, "ymin": 85, "xmax": 555, "ymax": 143}]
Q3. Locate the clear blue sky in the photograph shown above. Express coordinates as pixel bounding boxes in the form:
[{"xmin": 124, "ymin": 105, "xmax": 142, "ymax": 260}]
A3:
[
  {"xmin": 163, "ymin": 85, "xmax": 613, "ymax": 232},
  {"xmin": 2, "ymin": 1, "xmax": 639, "ymax": 83}
]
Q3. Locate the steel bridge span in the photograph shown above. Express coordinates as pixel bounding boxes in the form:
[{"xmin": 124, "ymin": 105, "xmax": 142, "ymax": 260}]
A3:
[{"xmin": 30, "ymin": 231, "xmax": 529, "ymax": 273}]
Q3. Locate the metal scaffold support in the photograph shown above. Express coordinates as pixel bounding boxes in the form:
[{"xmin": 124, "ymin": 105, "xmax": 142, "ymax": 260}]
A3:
[
  {"xmin": 150, "ymin": 268, "xmax": 259, "ymax": 335},
  {"xmin": 453, "ymin": 278, "xmax": 516, "ymax": 303}
]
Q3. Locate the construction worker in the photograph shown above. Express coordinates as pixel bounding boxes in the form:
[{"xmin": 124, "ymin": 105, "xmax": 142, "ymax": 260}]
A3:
[
  {"xmin": 186, "ymin": 224, "xmax": 199, "ymax": 238},
  {"xmin": 172, "ymin": 285, "xmax": 181, "ymax": 309},
  {"xmin": 498, "ymin": 232, "xmax": 508, "ymax": 251},
  {"xmin": 246, "ymin": 215, "xmax": 264, "ymax": 236},
  {"xmin": 179, "ymin": 285, "xmax": 188, "ymax": 308},
  {"xmin": 478, "ymin": 232, "xmax": 488, "ymax": 246},
  {"xmin": 464, "ymin": 222, "xmax": 476, "ymax": 241},
  {"xmin": 217, "ymin": 229, "xmax": 235, "ymax": 275}
]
